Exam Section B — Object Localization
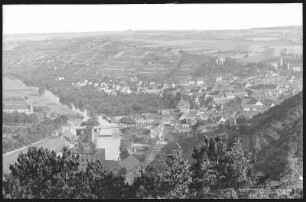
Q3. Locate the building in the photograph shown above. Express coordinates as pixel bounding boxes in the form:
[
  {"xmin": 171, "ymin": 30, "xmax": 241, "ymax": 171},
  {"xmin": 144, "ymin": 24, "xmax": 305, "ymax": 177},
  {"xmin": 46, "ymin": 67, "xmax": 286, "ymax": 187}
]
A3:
[
  {"xmin": 149, "ymin": 124, "xmax": 164, "ymax": 139},
  {"xmin": 119, "ymin": 155, "xmax": 144, "ymax": 185},
  {"xmin": 216, "ymin": 57, "xmax": 226, "ymax": 65},
  {"xmin": 195, "ymin": 77, "xmax": 205, "ymax": 85},
  {"xmin": 242, "ymin": 98, "xmax": 265, "ymax": 112},
  {"xmin": 216, "ymin": 77, "xmax": 223, "ymax": 83},
  {"xmin": 292, "ymin": 66, "xmax": 302, "ymax": 72},
  {"xmin": 270, "ymin": 62, "xmax": 278, "ymax": 70},
  {"xmin": 127, "ymin": 143, "xmax": 151, "ymax": 155},
  {"xmin": 213, "ymin": 96, "xmax": 235, "ymax": 105},
  {"xmin": 135, "ymin": 118, "xmax": 156, "ymax": 128},
  {"xmin": 70, "ymin": 143, "xmax": 106, "ymax": 171},
  {"xmin": 3, "ymin": 100, "xmax": 33, "ymax": 114},
  {"xmin": 176, "ymin": 99, "xmax": 190, "ymax": 114},
  {"xmin": 75, "ymin": 127, "xmax": 88, "ymax": 136},
  {"xmin": 188, "ymin": 80, "xmax": 196, "ymax": 85},
  {"xmin": 160, "ymin": 108, "xmax": 173, "ymax": 115},
  {"xmin": 120, "ymin": 86, "xmax": 132, "ymax": 94},
  {"xmin": 55, "ymin": 76, "xmax": 65, "ymax": 81}
]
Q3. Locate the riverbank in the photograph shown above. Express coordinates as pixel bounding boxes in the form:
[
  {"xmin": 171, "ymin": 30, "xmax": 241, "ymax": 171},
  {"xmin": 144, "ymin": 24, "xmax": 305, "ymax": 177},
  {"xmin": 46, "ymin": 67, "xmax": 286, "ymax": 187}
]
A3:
[{"xmin": 2, "ymin": 76, "xmax": 88, "ymax": 174}]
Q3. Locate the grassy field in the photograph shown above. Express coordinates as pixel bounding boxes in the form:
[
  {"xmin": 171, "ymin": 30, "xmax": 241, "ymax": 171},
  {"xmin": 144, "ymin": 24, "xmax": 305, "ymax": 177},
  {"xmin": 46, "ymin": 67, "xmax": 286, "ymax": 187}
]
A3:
[{"xmin": 3, "ymin": 137, "xmax": 67, "ymax": 174}]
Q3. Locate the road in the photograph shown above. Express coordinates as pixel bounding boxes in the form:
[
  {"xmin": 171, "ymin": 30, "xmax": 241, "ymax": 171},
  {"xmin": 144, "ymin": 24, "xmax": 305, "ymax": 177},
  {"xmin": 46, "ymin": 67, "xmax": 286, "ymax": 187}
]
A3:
[
  {"xmin": 3, "ymin": 105, "xmax": 87, "ymax": 174},
  {"xmin": 2, "ymin": 137, "xmax": 67, "ymax": 174}
]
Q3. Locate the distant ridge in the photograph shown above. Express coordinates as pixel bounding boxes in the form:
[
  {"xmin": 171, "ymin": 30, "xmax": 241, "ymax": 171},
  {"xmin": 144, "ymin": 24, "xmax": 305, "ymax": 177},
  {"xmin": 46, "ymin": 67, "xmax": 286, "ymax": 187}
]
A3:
[
  {"xmin": 4, "ymin": 25, "xmax": 302, "ymax": 37},
  {"xmin": 250, "ymin": 25, "xmax": 302, "ymax": 30}
]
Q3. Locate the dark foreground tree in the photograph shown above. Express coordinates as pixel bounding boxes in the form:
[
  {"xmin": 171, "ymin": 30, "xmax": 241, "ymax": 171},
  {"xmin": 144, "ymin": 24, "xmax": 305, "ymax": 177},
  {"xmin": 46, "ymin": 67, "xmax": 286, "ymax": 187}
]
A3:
[
  {"xmin": 133, "ymin": 165, "xmax": 167, "ymax": 199},
  {"xmin": 3, "ymin": 147, "xmax": 132, "ymax": 199},
  {"xmin": 190, "ymin": 136, "xmax": 257, "ymax": 198},
  {"xmin": 216, "ymin": 137, "xmax": 256, "ymax": 191},
  {"xmin": 189, "ymin": 136, "xmax": 226, "ymax": 198},
  {"xmin": 3, "ymin": 147, "xmax": 79, "ymax": 198},
  {"xmin": 163, "ymin": 143, "xmax": 192, "ymax": 199}
]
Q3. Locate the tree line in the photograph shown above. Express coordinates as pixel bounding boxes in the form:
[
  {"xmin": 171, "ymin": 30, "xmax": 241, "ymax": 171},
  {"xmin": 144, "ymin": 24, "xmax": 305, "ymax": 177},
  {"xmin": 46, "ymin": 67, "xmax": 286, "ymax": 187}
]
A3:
[
  {"xmin": 3, "ymin": 135, "xmax": 302, "ymax": 199},
  {"xmin": 2, "ymin": 113, "xmax": 68, "ymax": 154}
]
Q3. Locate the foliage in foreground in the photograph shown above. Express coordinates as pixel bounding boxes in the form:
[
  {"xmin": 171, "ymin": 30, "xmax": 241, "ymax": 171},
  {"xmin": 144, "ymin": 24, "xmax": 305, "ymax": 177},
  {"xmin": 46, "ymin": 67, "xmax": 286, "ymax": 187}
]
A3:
[{"xmin": 3, "ymin": 136, "xmax": 303, "ymax": 199}]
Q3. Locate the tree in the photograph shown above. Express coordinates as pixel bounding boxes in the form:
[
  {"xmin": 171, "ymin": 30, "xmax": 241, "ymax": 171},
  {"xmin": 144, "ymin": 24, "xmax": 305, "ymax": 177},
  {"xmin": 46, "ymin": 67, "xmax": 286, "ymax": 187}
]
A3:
[
  {"xmin": 163, "ymin": 143, "xmax": 192, "ymax": 199},
  {"xmin": 3, "ymin": 146, "xmax": 133, "ymax": 199},
  {"xmin": 3, "ymin": 147, "xmax": 79, "ymax": 199},
  {"xmin": 190, "ymin": 136, "xmax": 226, "ymax": 198},
  {"xmin": 83, "ymin": 161, "xmax": 132, "ymax": 199},
  {"xmin": 133, "ymin": 165, "xmax": 166, "ymax": 199},
  {"xmin": 190, "ymin": 136, "xmax": 257, "ymax": 198},
  {"xmin": 215, "ymin": 137, "xmax": 256, "ymax": 191}
]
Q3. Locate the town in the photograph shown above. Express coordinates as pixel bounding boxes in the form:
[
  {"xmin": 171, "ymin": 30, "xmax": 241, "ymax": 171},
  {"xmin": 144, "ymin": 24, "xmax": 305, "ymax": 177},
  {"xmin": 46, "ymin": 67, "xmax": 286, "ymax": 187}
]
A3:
[
  {"xmin": 2, "ymin": 22, "xmax": 303, "ymax": 199},
  {"xmin": 3, "ymin": 51, "xmax": 302, "ymax": 185}
]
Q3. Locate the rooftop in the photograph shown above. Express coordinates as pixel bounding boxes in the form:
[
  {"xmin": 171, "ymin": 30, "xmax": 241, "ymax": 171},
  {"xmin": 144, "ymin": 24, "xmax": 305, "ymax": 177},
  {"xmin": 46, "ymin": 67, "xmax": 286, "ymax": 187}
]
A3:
[{"xmin": 119, "ymin": 155, "xmax": 141, "ymax": 172}]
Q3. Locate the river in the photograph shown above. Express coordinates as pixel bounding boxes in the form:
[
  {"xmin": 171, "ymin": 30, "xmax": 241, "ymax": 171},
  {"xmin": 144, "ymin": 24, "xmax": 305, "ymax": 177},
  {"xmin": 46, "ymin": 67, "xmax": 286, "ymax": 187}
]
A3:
[
  {"xmin": 3, "ymin": 76, "xmax": 122, "ymax": 173},
  {"xmin": 2, "ymin": 77, "xmax": 86, "ymax": 174},
  {"xmin": 95, "ymin": 116, "xmax": 122, "ymax": 161}
]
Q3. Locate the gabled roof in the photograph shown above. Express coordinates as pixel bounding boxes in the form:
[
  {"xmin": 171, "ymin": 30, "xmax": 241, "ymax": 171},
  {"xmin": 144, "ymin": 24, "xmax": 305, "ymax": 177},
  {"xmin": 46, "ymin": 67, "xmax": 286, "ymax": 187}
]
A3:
[
  {"xmin": 102, "ymin": 160, "xmax": 120, "ymax": 174},
  {"xmin": 119, "ymin": 155, "xmax": 141, "ymax": 172},
  {"xmin": 246, "ymin": 98, "xmax": 259, "ymax": 105}
]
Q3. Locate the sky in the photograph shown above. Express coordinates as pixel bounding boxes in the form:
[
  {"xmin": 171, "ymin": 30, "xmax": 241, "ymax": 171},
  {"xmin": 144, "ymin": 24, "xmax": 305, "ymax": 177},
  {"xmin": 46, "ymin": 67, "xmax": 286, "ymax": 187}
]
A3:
[{"xmin": 3, "ymin": 4, "xmax": 303, "ymax": 34}]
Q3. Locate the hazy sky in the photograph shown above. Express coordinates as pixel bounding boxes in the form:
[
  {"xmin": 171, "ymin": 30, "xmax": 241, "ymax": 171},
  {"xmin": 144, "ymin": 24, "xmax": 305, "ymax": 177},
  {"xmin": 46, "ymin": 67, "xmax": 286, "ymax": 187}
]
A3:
[{"xmin": 3, "ymin": 4, "xmax": 303, "ymax": 34}]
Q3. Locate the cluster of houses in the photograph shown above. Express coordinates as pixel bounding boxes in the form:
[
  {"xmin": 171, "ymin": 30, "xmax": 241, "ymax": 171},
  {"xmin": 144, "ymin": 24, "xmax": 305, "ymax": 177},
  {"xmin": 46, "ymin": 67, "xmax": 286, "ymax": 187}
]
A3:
[
  {"xmin": 68, "ymin": 124, "xmax": 148, "ymax": 185},
  {"xmin": 3, "ymin": 99, "xmax": 34, "ymax": 114},
  {"xmin": 270, "ymin": 57, "xmax": 302, "ymax": 72}
]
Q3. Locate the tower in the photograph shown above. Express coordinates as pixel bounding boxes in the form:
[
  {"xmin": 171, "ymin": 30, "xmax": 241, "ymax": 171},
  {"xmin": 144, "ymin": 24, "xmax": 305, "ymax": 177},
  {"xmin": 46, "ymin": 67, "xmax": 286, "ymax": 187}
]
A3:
[
  {"xmin": 280, "ymin": 57, "xmax": 283, "ymax": 66},
  {"xmin": 287, "ymin": 62, "xmax": 290, "ymax": 70}
]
